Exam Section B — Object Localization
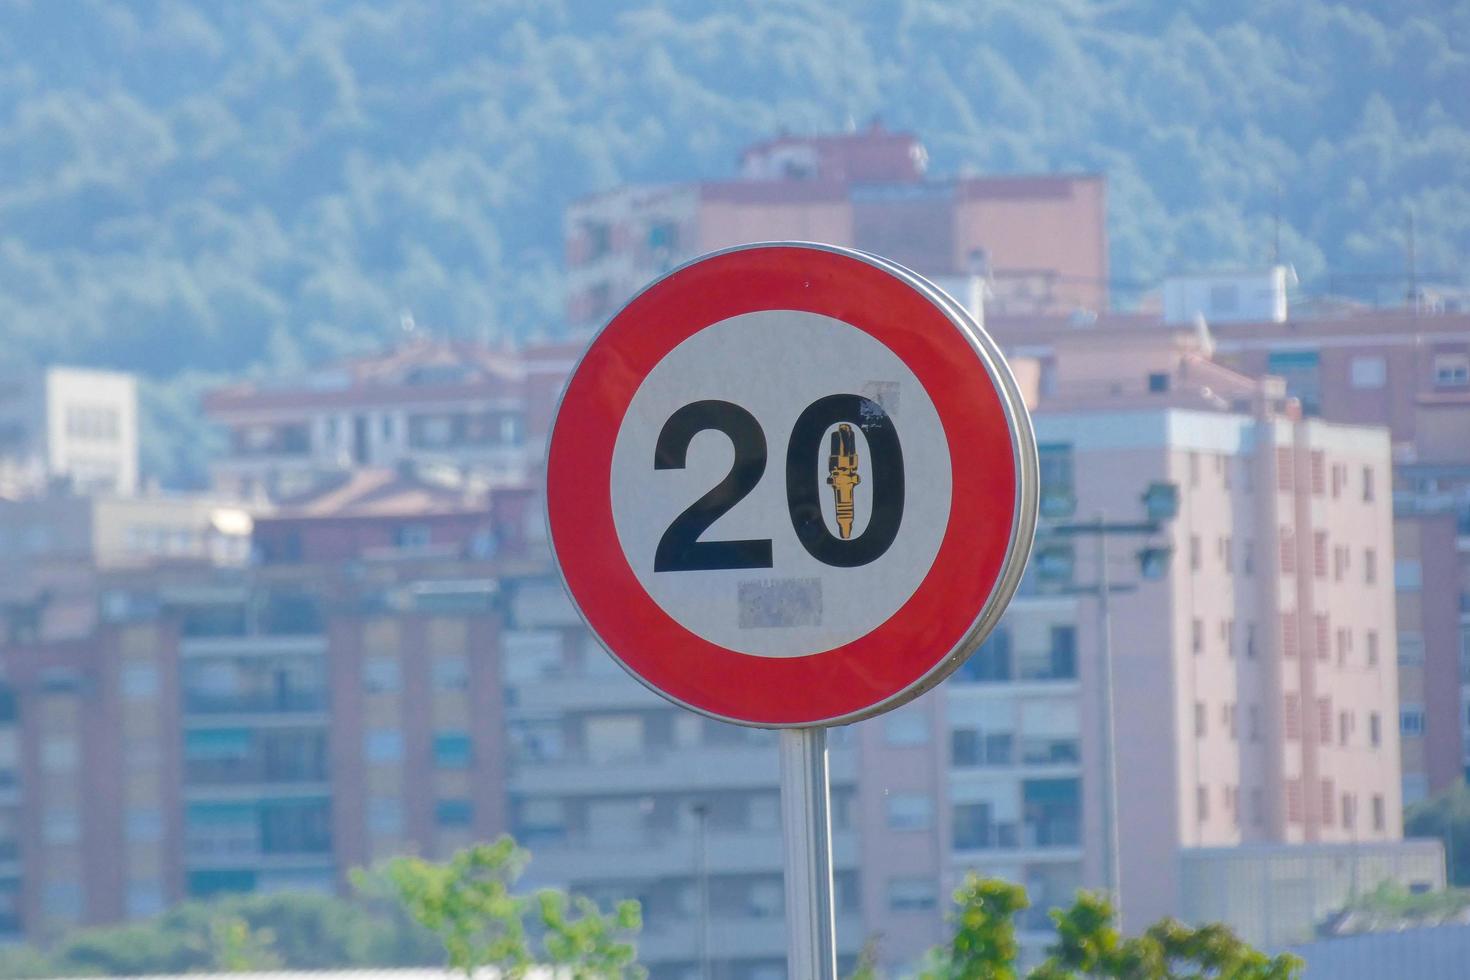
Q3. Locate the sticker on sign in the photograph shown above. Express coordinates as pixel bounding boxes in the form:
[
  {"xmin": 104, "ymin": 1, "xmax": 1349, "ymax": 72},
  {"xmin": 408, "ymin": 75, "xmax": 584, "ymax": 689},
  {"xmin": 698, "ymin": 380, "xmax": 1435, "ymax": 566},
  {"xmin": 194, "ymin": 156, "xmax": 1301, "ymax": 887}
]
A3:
[{"xmin": 546, "ymin": 242, "xmax": 1037, "ymax": 727}]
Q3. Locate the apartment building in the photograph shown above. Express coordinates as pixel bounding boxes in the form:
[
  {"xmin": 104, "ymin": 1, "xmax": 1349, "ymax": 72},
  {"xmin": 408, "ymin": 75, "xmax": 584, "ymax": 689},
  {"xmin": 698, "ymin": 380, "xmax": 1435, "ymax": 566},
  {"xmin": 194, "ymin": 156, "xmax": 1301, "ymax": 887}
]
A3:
[
  {"xmin": 0, "ymin": 366, "xmax": 138, "ymax": 498},
  {"xmin": 203, "ymin": 340, "xmax": 574, "ymax": 502},
  {"xmin": 502, "ymin": 575, "xmax": 866, "ymax": 980},
  {"xmin": 888, "ymin": 327, "xmax": 1428, "ymax": 956},
  {"xmin": 0, "ymin": 469, "xmax": 525, "ymax": 940},
  {"xmin": 564, "ymin": 123, "xmax": 1108, "ymax": 331},
  {"xmin": 987, "ymin": 293, "xmax": 1470, "ymax": 807}
]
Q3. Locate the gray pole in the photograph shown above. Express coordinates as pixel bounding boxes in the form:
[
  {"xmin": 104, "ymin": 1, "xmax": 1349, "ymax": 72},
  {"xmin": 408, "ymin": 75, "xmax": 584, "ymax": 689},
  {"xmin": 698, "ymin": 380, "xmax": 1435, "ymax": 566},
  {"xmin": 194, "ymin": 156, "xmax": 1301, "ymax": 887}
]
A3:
[
  {"xmin": 692, "ymin": 801, "xmax": 711, "ymax": 980},
  {"xmin": 779, "ymin": 727, "xmax": 838, "ymax": 980},
  {"xmin": 1096, "ymin": 516, "xmax": 1124, "ymax": 924}
]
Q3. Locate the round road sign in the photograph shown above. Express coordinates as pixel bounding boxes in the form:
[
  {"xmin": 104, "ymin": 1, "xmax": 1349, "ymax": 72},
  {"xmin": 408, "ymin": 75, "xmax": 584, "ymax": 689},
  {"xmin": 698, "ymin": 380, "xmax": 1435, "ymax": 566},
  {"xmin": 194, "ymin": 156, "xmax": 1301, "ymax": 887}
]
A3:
[{"xmin": 546, "ymin": 243, "xmax": 1037, "ymax": 727}]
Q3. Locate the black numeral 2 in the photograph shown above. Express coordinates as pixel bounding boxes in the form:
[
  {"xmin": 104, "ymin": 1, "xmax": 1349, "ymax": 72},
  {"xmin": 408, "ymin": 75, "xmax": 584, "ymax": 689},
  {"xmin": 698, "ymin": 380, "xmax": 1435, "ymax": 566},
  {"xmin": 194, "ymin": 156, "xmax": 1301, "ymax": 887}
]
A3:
[{"xmin": 653, "ymin": 400, "xmax": 774, "ymax": 572}]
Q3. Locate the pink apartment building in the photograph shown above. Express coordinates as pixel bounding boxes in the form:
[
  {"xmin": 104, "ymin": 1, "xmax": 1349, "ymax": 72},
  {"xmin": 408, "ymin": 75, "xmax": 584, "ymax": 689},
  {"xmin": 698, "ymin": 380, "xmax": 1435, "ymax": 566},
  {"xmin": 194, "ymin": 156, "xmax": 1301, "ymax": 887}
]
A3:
[
  {"xmin": 850, "ymin": 326, "xmax": 1437, "ymax": 971},
  {"xmin": 564, "ymin": 123, "xmax": 1108, "ymax": 330},
  {"xmin": 987, "ymin": 298, "xmax": 1470, "ymax": 808}
]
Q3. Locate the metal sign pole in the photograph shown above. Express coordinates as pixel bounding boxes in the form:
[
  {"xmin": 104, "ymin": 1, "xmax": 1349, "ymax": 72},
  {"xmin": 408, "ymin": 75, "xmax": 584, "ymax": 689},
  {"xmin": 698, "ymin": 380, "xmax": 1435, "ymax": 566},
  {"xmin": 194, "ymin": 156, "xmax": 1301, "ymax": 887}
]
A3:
[{"xmin": 780, "ymin": 727, "xmax": 838, "ymax": 980}]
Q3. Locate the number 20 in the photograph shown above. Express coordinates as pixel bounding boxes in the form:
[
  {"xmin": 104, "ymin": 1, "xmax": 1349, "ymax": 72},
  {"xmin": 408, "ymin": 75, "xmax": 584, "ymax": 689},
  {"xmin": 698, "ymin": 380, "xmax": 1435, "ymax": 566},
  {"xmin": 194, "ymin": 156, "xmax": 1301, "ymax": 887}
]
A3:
[{"xmin": 652, "ymin": 394, "xmax": 904, "ymax": 572}]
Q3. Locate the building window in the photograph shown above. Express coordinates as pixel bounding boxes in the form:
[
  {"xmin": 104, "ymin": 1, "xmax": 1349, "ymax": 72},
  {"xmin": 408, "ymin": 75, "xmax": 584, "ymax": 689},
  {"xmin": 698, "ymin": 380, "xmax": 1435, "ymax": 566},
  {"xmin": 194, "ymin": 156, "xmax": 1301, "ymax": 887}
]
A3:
[
  {"xmin": 1401, "ymin": 706, "xmax": 1426, "ymax": 737},
  {"xmin": 1395, "ymin": 560, "xmax": 1423, "ymax": 592},
  {"xmin": 1192, "ymin": 618, "xmax": 1204, "ymax": 654},
  {"xmin": 368, "ymin": 799, "xmax": 404, "ymax": 836},
  {"xmin": 1373, "ymin": 794, "xmax": 1386, "ymax": 831},
  {"xmin": 363, "ymin": 656, "xmax": 400, "ymax": 693},
  {"xmin": 433, "ymin": 732, "xmax": 473, "ymax": 769},
  {"xmin": 1037, "ymin": 444, "xmax": 1075, "ymax": 518},
  {"xmin": 1313, "ymin": 532, "xmax": 1327, "ymax": 578},
  {"xmin": 1317, "ymin": 697, "xmax": 1332, "ymax": 743},
  {"xmin": 435, "ymin": 800, "xmax": 474, "ymax": 827},
  {"xmin": 44, "ymin": 808, "xmax": 81, "ymax": 844},
  {"xmin": 886, "ymin": 794, "xmax": 933, "ymax": 831},
  {"xmin": 1321, "ymin": 780, "xmax": 1336, "ymax": 826},
  {"xmin": 126, "ymin": 881, "xmax": 164, "ymax": 918},
  {"xmin": 1251, "ymin": 787, "xmax": 1264, "ymax": 826},
  {"xmin": 1279, "ymin": 527, "xmax": 1296, "ymax": 575},
  {"xmin": 1189, "ymin": 535, "xmax": 1201, "ymax": 571},
  {"xmin": 1248, "ymin": 704, "xmax": 1261, "ymax": 742},
  {"xmin": 1433, "ymin": 353, "xmax": 1470, "ymax": 388},
  {"xmin": 887, "ymin": 877, "xmax": 938, "ymax": 913},
  {"xmin": 1350, "ymin": 356, "xmax": 1386, "ymax": 389},
  {"xmin": 1147, "ymin": 372, "xmax": 1169, "ymax": 393},
  {"xmin": 395, "ymin": 524, "xmax": 432, "ymax": 549},
  {"xmin": 1367, "ymin": 630, "xmax": 1379, "ymax": 665},
  {"xmin": 1370, "ymin": 712, "xmax": 1382, "ymax": 747},
  {"xmin": 1246, "ymin": 623, "xmax": 1257, "ymax": 659},
  {"xmin": 1286, "ymin": 779, "xmax": 1303, "ymax": 823},
  {"xmin": 365, "ymin": 730, "xmax": 403, "ymax": 763},
  {"xmin": 126, "ymin": 808, "xmax": 162, "ymax": 843},
  {"xmin": 1342, "ymin": 793, "xmax": 1358, "ymax": 829},
  {"xmin": 1284, "ymin": 694, "xmax": 1301, "ymax": 740},
  {"xmin": 1365, "ymin": 548, "xmax": 1377, "ymax": 584},
  {"xmin": 955, "ymin": 628, "xmax": 1011, "ymax": 682},
  {"xmin": 1339, "ymin": 710, "xmax": 1352, "ymax": 746},
  {"xmin": 42, "ymin": 881, "xmax": 83, "ymax": 920},
  {"xmin": 883, "ymin": 710, "xmax": 929, "ymax": 747},
  {"xmin": 1399, "ymin": 632, "xmax": 1425, "ymax": 665},
  {"xmin": 1194, "ymin": 702, "xmax": 1206, "ymax": 737},
  {"xmin": 1363, "ymin": 467, "xmax": 1375, "ymax": 502},
  {"xmin": 432, "ymin": 656, "xmax": 470, "ymax": 691},
  {"xmin": 951, "ymin": 729, "xmax": 1012, "ymax": 768},
  {"xmin": 120, "ymin": 664, "xmax": 159, "ymax": 699},
  {"xmin": 40, "ymin": 737, "xmax": 78, "ymax": 773},
  {"xmin": 1197, "ymin": 785, "xmax": 1209, "ymax": 822}
]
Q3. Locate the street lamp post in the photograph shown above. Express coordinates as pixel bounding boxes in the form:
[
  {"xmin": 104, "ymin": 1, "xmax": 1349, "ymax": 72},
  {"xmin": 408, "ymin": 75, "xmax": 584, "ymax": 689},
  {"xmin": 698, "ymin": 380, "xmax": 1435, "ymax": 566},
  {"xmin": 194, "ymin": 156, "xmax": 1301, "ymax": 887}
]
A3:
[{"xmin": 692, "ymin": 801, "xmax": 711, "ymax": 980}]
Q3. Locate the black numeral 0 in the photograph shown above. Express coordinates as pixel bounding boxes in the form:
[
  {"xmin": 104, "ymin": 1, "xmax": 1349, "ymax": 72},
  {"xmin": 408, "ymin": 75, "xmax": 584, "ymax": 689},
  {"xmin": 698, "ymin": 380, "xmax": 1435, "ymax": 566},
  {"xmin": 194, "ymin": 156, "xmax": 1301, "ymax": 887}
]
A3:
[
  {"xmin": 652, "ymin": 394, "xmax": 906, "ymax": 572},
  {"xmin": 786, "ymin": 394, "xmax": 904, "ymax": 567},
  {"xmin": 653, "ymin": 400, "xmax": 774, "ymax": 572}
]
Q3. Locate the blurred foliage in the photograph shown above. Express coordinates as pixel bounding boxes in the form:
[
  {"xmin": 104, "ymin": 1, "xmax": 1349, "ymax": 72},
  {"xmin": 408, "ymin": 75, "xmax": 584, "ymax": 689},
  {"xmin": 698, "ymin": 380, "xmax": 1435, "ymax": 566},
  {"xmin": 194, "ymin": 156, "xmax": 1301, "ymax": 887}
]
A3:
[
  {"xmin": 0, "ymin": 890, "xmax": 442, "ymax": 977},
  {"xmin": 1406, "ymin": 778, "xmax": 1470, "ymax": 886},
  {"xmin": 1330, "ymin": 880, "xmax": 1470, "ymax": 934},
  {"xmin": 900, "ymin": 873, "xmax": 1300, "ymax": 979},
  {"xmin": 360, "ymin": 837, "xmax": 643, "ymax": 978},
  {"xmin": 0, "ymin": 0, "xmax": 1466, "ymax": 487}
]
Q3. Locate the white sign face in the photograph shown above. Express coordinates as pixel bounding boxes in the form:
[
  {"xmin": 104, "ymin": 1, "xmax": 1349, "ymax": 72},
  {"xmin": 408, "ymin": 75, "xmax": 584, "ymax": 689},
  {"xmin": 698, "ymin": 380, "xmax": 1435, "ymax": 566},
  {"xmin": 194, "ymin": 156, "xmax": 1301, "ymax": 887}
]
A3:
[{"xmin": 609, "ymin": 309, "xmax": 953, "ymax": 658}]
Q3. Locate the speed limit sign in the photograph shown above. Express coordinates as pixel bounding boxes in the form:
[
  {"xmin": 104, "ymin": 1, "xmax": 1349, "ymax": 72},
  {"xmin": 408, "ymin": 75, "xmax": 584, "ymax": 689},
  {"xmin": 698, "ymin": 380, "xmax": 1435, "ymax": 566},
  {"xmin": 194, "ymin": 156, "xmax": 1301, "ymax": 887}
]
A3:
[{"xmin": 546, "ymin": 242, "xmax": 1036, "ymax": 728}]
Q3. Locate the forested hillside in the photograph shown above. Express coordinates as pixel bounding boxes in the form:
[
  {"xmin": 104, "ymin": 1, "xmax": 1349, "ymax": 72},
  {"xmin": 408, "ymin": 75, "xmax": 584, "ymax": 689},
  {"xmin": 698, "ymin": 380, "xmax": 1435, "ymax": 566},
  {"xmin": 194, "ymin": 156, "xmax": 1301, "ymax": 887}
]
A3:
[{"xmin": 0, "ymin": 1, "xmax": 1466, "ymax": 485}]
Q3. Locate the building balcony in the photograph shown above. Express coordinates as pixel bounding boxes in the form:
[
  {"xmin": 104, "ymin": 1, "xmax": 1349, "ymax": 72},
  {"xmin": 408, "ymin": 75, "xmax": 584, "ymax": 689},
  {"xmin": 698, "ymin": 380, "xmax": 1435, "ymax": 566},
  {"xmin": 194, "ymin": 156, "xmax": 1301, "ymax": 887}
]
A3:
[
  {"xmin": 185, "ymin": 845, "xmax": 335, "ymax": 871},
  {"xmin": 509, "ymin": 744, "xmax": 855, "ymax": 796},
  {"xmin": 634, "ymin": 912, "xmax": 864, "ymax": 965},
  {"xmin": 952, "ymin": 820, "xmax": 1083, "ymax": 861},
  {"xmin": 522, "ymin": 828, "xmax": 859, "ymax": 884},
  {"xmin": 183, "ymin": 780, "xmax": 332, "ymax": 802},
  {"xmin": 183, "ymin": 691, "xmax": 328, "ymax": 716},
  {"xmin": 505, "ymin": 671, "xmax": 665, "ymax": 714}
]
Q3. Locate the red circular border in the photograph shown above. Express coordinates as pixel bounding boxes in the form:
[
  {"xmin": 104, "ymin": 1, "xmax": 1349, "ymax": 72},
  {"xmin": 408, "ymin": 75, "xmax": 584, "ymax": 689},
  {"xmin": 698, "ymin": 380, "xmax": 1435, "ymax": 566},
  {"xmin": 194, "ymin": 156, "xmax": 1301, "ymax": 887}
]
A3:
[{"xmin": 547, "ymin": 246, "xmax": 1017, "ymax": 725}]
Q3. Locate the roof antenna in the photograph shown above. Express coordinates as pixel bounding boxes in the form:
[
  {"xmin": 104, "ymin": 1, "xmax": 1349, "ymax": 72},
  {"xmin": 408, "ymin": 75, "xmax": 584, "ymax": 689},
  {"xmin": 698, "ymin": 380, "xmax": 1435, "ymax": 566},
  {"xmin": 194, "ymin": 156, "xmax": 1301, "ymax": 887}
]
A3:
[
  {"xmin": 1405, "ymin": 208, "xmax": 1418, "ymax": 313},
  {"xmin": 1271, "ymin": 185, "xmax": 1281, "ymax": 266}
]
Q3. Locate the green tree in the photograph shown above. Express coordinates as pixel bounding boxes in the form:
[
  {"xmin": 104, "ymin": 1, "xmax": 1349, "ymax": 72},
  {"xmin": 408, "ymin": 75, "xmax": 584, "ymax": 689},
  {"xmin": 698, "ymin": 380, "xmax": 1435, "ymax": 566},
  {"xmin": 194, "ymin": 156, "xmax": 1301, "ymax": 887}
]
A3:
[
  {"xmin": 199, "ymin": 915, "xmax": 282, "ymax": 973},
  {"xmin": 363, "ymin": 837, "xmax": 643, "ymax": 979},
  {"xmin": 1406, "ymin": 778, "xmax": 1470, "ymax": 886},
  {"xmin": 911, "ymin": 873, "xmax": 1301, "ymax": 980},
  {"xmin": 0, "ymin": 892, "xmax": 440, "ymax": 979}
]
